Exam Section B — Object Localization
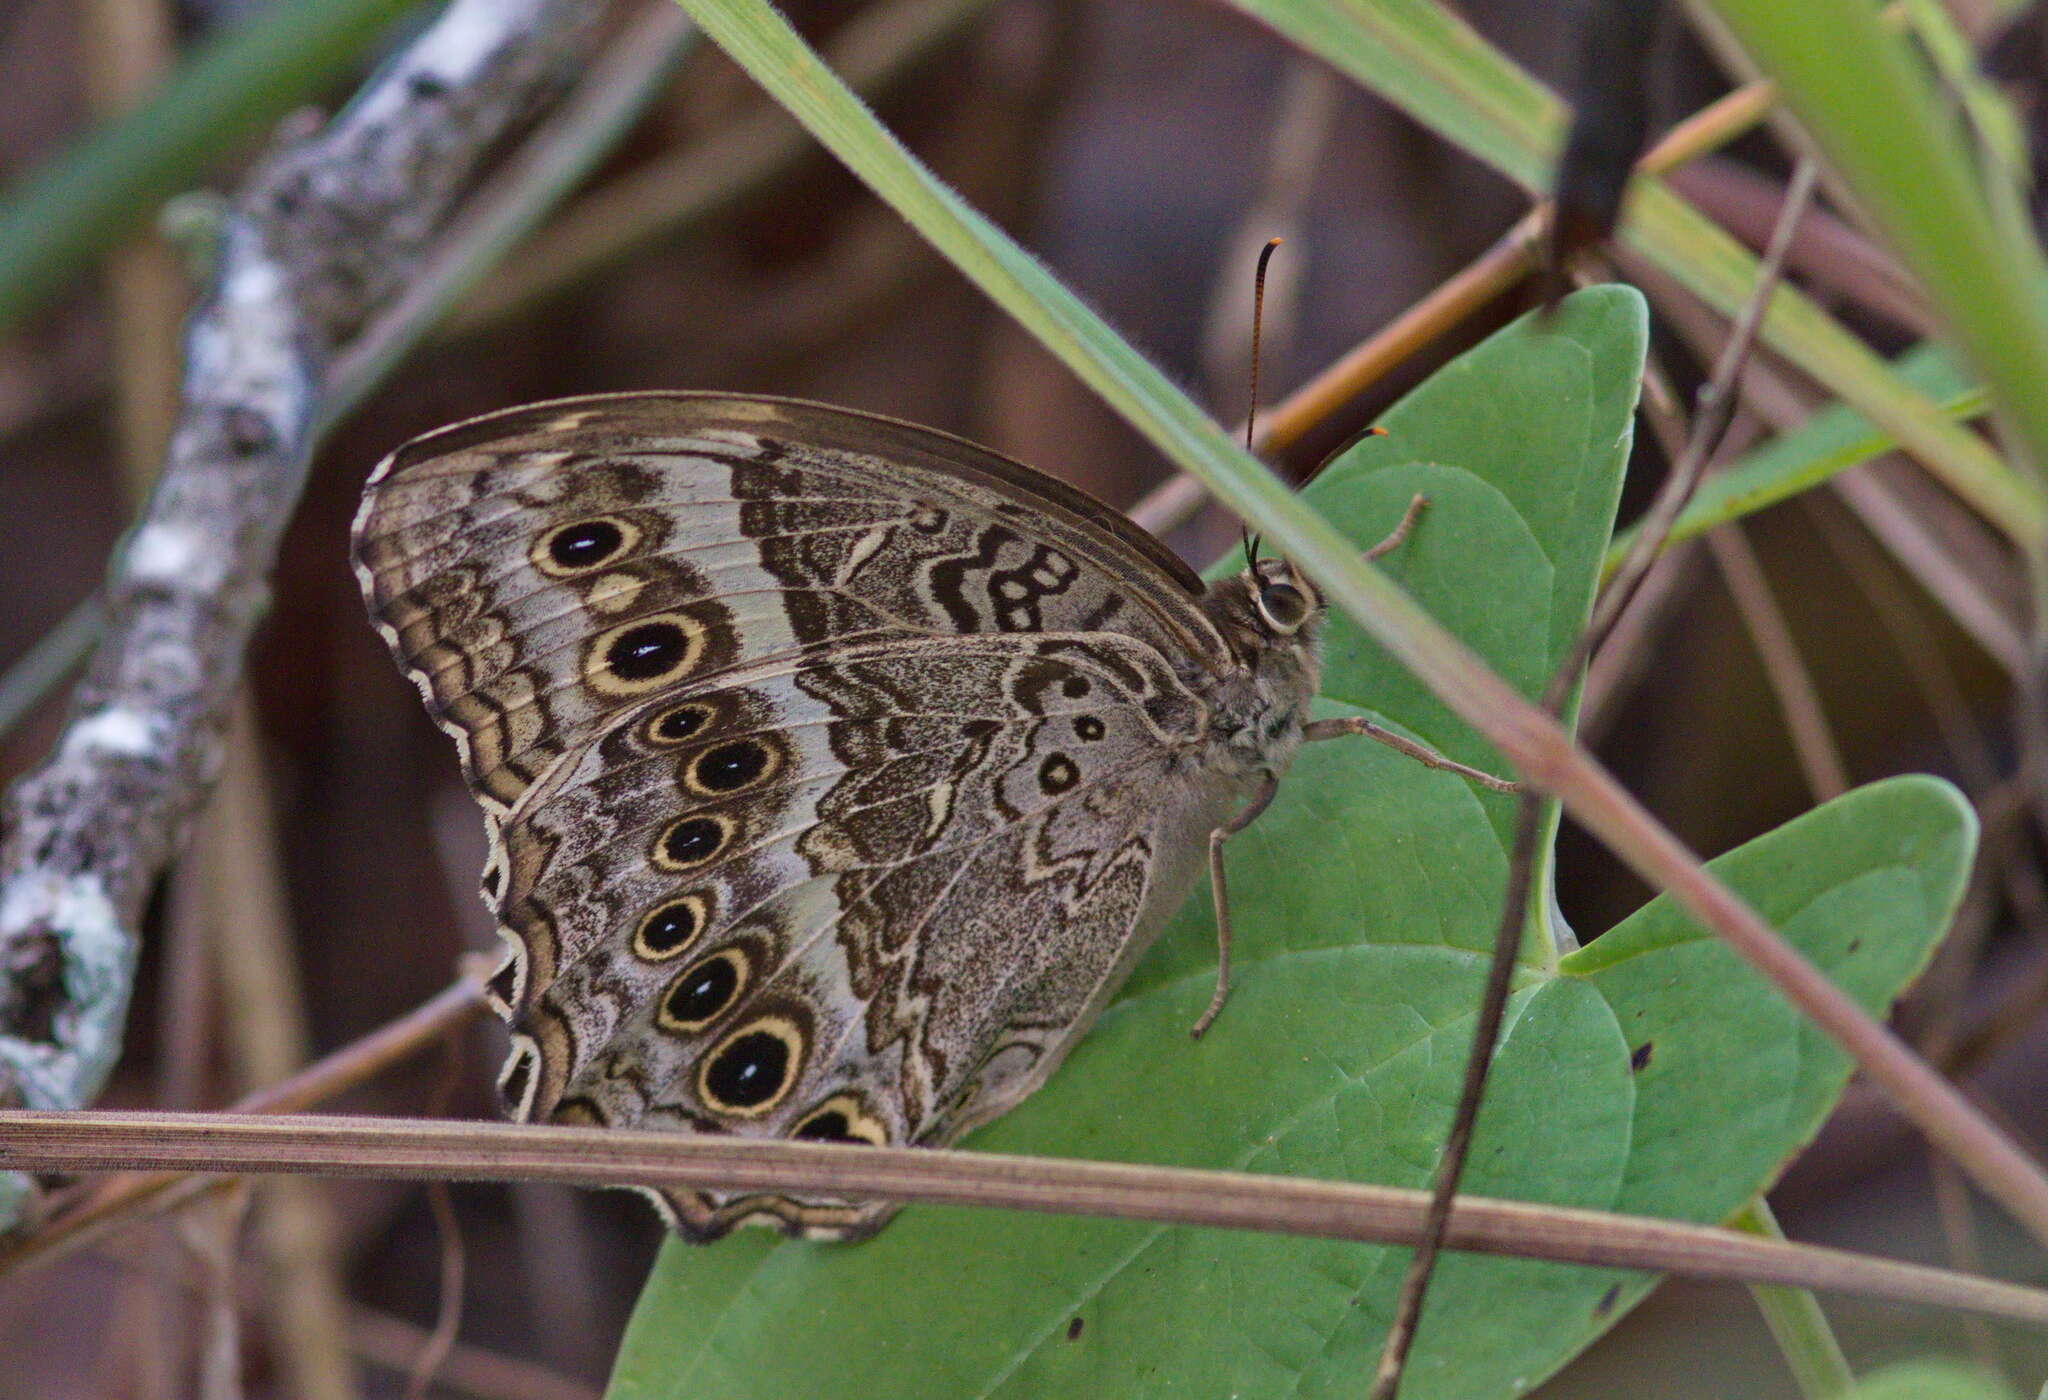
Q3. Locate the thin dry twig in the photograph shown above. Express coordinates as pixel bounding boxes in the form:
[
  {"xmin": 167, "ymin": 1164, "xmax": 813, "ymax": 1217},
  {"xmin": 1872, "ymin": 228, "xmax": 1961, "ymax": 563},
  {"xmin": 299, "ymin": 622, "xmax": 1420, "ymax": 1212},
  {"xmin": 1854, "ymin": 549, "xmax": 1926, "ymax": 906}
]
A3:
[
  {"xmin": 1369, "ymin": 157, "xmax": 1823, "ymax": 1400},
  {"xmin": 0, "ymin": 0, "xmax": 608, "ymax": 1235},
  {"xmin": 350, "ymin": 1306, "xmax": 600, "ymax": 1400},
  {"xmin": 1708, "ymin": 522, "xmax": 1852, "ymax": 801},
  {"xmin": 198, "ymin": 698, "xmax": 358, "ymax": 1400},
  {"xmin": 1594, "ymin": 162, "xmax": 1820, "ymax": 652},
  {"xmin": 0, "ymin": 974, "xmax": 487, "ymax": 1279},
  {"xmin": 4, "ymin": 1109, "xmax": 2045, "ymax": 1327},
  {"xmin": 1367, "ymin": 792, "xmax": 1544, "ymax": 1399}
]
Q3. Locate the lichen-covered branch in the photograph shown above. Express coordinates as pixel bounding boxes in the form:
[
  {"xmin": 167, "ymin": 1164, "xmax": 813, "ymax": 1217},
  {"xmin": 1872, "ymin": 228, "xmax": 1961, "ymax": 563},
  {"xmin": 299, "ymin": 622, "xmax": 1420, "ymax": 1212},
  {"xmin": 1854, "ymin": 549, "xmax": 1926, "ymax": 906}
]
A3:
[{"xmin": 0, "ymin": 0, "xmax": 604, "ymax": 1220}]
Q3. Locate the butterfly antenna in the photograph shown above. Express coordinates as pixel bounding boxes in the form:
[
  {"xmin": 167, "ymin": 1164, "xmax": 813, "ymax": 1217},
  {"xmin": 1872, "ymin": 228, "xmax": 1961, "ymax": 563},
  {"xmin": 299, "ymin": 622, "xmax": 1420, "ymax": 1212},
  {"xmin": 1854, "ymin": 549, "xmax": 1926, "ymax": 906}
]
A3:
[{"xmin": 1242, "ymin": 236, "xmax": 1283, "ymax": 568}]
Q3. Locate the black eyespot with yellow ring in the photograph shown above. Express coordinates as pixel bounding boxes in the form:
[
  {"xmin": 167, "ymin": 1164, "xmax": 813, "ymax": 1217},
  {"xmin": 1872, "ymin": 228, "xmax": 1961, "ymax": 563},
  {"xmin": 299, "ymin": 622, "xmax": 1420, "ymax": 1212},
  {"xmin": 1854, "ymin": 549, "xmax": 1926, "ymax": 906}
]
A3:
[
  {"xmin": 533, "ymin": 515, "xmax": 640, "ymax": 577},
  {"xmin": 633, "ymin": 893, "xmax": 710, "ymax": 961},
  {"xmin": 653, "ymin": 813, "xmax": 732, "ymax": 871},
  {"xmin": 645, "ymin": 699, "xmax": 719, "ymax": 748},
  {"xmin": 586, "ymin": 612, "xmax": 707, "ymax": 695},
  {"xmin": 683, "ymin": 736, "xmax": 781, "ymax": 797},
  {"xmin": 791, "ymin": 1093, "xmax": 888, "ymax": 1146},
  {"xmin": 658, "ymin": 947, "xmax": 750, "ymax": 1034},
  {"xmin": 699, "ymin": 1015, "xmax": 806, "ymax": 1117}
]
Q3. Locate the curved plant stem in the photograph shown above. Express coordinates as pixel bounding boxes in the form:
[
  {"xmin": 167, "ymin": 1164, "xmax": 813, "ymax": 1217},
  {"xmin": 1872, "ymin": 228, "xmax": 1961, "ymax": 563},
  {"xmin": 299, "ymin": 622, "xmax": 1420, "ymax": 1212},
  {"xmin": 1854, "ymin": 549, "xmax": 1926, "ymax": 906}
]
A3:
[
  {"xmin": 3, "ymin": 1108, "xmax": 2046, "ymax": 1327},
  {"xmin": 1736, "ymin": 1198, "xmax": 1856, "ymax": 1399},
  {"xmin": 1371, "ymin": 150, "xmax": 1822, "ymax": 1400}
]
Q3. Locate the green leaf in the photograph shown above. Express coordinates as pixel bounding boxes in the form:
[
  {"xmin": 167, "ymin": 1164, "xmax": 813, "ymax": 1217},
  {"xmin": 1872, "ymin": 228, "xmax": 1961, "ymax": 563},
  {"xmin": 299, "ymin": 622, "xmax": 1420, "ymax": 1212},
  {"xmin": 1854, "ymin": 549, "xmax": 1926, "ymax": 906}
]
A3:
[
  {"xmin": 607, "ymin": 293, "xmax": 1972, "ymax": 1399},
  {"xmin": 1847, "ymin": 1359, "xmax": 2022, "ymax": 1400}
]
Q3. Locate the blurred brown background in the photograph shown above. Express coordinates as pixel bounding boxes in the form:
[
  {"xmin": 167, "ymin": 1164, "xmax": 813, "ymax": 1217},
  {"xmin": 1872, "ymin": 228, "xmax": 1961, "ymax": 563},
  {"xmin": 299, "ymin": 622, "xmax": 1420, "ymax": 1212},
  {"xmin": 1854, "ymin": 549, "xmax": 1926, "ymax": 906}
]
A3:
[{"xmin": 0, "ymin": 0, "xmax": 2039, "ymax": 1394}]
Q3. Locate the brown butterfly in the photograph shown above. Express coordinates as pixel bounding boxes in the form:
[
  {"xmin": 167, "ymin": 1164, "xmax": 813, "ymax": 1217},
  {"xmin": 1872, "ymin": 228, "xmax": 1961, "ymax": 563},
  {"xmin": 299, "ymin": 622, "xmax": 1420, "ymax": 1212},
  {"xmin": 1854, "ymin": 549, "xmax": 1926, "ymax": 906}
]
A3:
[{"xmin": 353, "ymin": 392, "xmax": 1504, "ymax": 1239}]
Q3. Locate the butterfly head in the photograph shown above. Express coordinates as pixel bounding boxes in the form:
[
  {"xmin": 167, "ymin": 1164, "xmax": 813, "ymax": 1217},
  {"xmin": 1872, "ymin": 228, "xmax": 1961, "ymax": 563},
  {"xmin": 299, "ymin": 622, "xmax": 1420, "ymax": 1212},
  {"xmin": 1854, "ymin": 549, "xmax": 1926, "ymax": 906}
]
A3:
[{"xmin": 1201, "ymin": 554, "xmax": 1324, "ymax": 711}]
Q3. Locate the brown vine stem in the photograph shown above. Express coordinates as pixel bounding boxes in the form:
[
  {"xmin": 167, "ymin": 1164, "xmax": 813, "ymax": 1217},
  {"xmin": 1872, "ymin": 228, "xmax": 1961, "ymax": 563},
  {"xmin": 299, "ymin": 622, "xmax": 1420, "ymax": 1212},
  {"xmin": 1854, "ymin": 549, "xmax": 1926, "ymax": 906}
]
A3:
[
  {"xmin": 0, "ymin": 1109, "xmax": 2043, "ymax": 1326},
  {"xmin": 0, "ymin": 974, "xmax": 486, "ymax": 1279},
  {"xmin": 1127, "ymin": 69, "xmax": 1779, "ymax": 538},
  {"xmin": 1368, "ymin": 159, "xmax": 1825, "ymax": 1400}
]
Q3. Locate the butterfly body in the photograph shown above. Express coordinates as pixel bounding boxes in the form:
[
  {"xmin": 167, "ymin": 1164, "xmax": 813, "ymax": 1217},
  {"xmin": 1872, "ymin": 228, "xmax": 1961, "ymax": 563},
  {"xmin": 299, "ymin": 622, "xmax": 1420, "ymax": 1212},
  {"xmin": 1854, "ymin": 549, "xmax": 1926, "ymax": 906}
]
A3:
[{"xmin": 354, "ymin": 393, "xmax": 1325, "ymax": 1239}]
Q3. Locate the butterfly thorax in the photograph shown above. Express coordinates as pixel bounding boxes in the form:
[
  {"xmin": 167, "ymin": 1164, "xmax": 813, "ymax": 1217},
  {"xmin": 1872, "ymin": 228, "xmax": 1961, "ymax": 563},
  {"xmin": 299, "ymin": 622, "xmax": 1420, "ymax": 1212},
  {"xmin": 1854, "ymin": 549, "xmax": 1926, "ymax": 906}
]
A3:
[{"xmin": 1193, "ymin": 562, "xmax": 1325, "ymax": 777}]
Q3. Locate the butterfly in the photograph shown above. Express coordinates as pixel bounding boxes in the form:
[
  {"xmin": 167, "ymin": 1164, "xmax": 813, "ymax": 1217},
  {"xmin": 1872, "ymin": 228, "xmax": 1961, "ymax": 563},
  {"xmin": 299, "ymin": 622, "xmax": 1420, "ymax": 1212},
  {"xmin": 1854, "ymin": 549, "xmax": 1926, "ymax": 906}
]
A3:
[{"xmin": 352, "ymin": 391, "xmax": 1503, "ymax": 1240}]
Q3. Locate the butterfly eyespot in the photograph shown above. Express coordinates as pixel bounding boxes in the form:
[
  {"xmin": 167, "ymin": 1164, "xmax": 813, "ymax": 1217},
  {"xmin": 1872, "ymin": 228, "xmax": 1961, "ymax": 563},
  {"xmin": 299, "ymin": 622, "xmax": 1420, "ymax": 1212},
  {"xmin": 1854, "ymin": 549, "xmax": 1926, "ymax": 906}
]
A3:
[
  {"xmin": 634, "ymin": 894, "xmax": 710, "ymax": 960},
  {"xmin": 551, "ymin": 1096, "xmax": 608, "ymax": 1127},
  {"xmin": 534, "ymin": 516, "xmax": 638, "ymax": 576},
  {"xmin": 647, "ymin": 700, "xmax": 717, "ymax": 747},
  {"xmin": 659, "ymin": 948, "xmax": 749, "ymax": 1032},
  {"xmin": 654, "ymin": 814, "xmax": 732, "ymax": 871},
  {"xmin": 484, "ymin": 951, "xmax": 522, "ymax": 1010},
  {"xmin": 1073, "ymin": 716, "xmax": 1106, "ymax": 742},
  {"xmin": 1038, "ymin": 754, "xmax": 1080, "ymax": 795},
  {"xmin": 588, "ymin": 613, "xmax": 705, "ymax": 694},
  {"xmin": 686, "ymin": 737, "xmax": 780, "ymax": 796},
  {"xmin": 791, "ymin": 1094, "xmax": 888, "ymax": 1146},
  {"xmin": 497, "ymin": 1039, "xmax": 540, "ymax": 1118},
  {"xmin": 1255, "ymin": 582, "xmax": 1311, "ymax": 633},
  {"xmin": 700, "ymin": 1016, "xmax": 805, "ymax": 1116}
]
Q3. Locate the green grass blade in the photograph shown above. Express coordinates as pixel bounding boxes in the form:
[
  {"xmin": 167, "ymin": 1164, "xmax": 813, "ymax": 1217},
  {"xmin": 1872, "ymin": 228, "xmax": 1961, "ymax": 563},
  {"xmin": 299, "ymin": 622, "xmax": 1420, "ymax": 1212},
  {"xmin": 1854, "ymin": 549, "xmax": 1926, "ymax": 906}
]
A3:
[
  {"xmin": 1224, "ymin": 0, "xmax": 2046, "ymax": 542},
  {"xmin": 669, "ymin": 0, "xmax": 1523, "ymax": 720},
  {"xmin": 0, "ymin": 0, "xmax": 421, "ymax": 332},
  {"xmin": 1697, "ymin": 1, "xmax": 2048, "ymax": 485},
  {"xmin": 1603, "ymin": 345, "xmax": 1987, "ymax": 575}
]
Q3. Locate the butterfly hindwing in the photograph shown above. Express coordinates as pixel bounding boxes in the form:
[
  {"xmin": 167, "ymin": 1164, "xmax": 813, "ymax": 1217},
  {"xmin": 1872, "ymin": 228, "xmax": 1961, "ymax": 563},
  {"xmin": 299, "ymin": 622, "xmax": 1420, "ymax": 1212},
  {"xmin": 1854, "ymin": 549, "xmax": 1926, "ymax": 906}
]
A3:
[{"xmin": 497, "ymin": 635, "xmax": 1216, "ymax": 1238}]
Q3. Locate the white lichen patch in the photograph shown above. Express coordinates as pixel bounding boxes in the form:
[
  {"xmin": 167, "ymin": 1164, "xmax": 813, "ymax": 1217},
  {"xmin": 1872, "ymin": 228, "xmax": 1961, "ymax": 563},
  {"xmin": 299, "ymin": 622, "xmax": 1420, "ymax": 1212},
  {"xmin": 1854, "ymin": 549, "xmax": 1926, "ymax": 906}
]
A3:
[
  {"xmin": 353, "ymin": 0, "xmax": 522, "ymax": 125},
  {"xmin": 0, "ymin": 870, "xmax": 133, "ymax": 1110},
  {"xmin": 123, "ymin": 520, "xmax": 216, "ymax": 587},
  {"xmin": 60, "ymin": 708, "xmax": 161, "ymax": 761}
]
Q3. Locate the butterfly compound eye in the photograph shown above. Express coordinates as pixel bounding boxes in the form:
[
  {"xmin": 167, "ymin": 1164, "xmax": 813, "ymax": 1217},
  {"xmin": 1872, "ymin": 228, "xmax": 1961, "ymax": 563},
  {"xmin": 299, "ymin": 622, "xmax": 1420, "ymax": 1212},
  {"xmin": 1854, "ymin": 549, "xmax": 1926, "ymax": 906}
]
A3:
[{"xmin": 1255, "ymin": 582, "xmax": 1310, "ymax": 633}]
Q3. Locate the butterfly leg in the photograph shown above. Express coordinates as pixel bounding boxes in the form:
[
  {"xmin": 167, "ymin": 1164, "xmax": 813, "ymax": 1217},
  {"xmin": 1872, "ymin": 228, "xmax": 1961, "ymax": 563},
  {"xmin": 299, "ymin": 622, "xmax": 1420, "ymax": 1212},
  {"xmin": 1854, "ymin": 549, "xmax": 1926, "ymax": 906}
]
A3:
[
  {"xmin": 1190, "ymin": 772, "xmax": 1283, "ymax": 1040},
  {"xmin": 1302, "ymin": 716, "xmax": 1523, "ymax": 793},
  {"xmin": 1364, "ymin": 493, "xmax": 1429, "ymax": 560}
]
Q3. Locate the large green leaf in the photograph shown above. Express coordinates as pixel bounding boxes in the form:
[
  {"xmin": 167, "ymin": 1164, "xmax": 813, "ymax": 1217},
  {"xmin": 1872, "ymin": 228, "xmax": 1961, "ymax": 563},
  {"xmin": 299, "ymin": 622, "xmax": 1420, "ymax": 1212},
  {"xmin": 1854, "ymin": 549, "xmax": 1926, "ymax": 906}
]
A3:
[{"xmin": 607, "ymin": 290, "xmax": 1972, "ymax": 1400}]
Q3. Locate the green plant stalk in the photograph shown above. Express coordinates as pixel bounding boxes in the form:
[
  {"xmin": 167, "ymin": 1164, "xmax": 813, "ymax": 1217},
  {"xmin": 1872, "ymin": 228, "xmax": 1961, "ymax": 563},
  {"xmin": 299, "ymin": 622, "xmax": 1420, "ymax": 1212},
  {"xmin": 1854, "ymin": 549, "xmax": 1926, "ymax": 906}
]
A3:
[
  {"xmin": 672, "ymin": 0, "xmax": 2048, "ymax": 1249},
  {"xmin": 1736, "ymin": 1197, "xmax": 1857, "ymax": 1399},
  {"xmin": 1601, "ymin": 385, "xmax": 1992, "ymax": 579},
  {"xmin": 1698, "ymin": 0, "xmax": 2048, "ymax": 487},
  {"xmin": 0, "ymin": 0, "xmax": 421, "ymax": 332},
  {"xmin": 1225, "ymin": 0, "xmax": 2045, "ymax": 542}
]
